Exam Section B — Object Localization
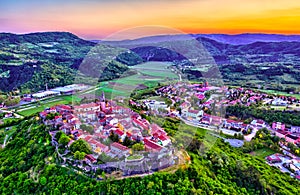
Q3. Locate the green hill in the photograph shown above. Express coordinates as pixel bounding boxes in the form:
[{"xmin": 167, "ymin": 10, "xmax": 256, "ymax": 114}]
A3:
[{"xmin": 0, "ymin": 117, "xmax": 299, "ymax": 194}]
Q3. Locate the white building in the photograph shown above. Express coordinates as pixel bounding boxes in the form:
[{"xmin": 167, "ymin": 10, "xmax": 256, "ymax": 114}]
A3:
[
  {"xmin": 145, "ymin": 100, "xmax": 168, "ymax": 110},
  {"xmin": 272, "ymin": 98, "xmax": 288, "ymax": 106},
  {"xmin": 183, "ymin": 109, "xmax": 203, "ymax": 120}
]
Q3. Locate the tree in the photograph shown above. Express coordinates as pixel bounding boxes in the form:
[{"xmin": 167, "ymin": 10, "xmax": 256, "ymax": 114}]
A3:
[
  {"xmin": 109, "ymin": 132, "xmax": 119, "ymax": 142},
  {"xmin": 39, "ymin": 176, "xmax": 47, "ymax": 186},
  {"xmin": 132, "ymin": 143, "xmax": 144, "ymax": 151},
  {"xmin": 123, "ymin": 136, "xmax": 132, "ymax": 147},
  {"xmin": 80, "ymin": 124, "xmax": 94, "ymax": 134},
  {"xmin": 74, "ymin": 151, "xmax": 86, "ymax": 160},
  {"xmin": 70, "ymin": 139, "xmax": 92, "ymax": 154},
  {"xmin": 46, "ymin": 113, "xmax": 59, "ymax": 120},
  {"xmin": 58, "ymin": 135, "xmax": 71, "ymax": 146},
  {"xmin": 55, "ymin": 131, "xmax": 63, "ymax": 141}
]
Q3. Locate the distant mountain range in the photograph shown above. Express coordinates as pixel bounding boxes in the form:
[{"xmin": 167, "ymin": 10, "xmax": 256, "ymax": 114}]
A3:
[
  {"xmin": 100, "ymin": 33, "xmax": 300, "ymax": 45},
  {"xmin": 196, "ymin": 33, "xmax": 300, "ymax": 45},
  {"xmin": 1, "ymin": 32, "xmax": 300, "ymax": 92}
]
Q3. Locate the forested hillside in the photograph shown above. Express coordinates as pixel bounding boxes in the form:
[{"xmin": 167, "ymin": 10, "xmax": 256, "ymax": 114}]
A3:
[
  {"xmin": 1, "ymin": 32, "xmax": 300, "ymax": 93},
  {"xmin": 0, "ymin": 117, "xmax": 299, "ymax": 194}
]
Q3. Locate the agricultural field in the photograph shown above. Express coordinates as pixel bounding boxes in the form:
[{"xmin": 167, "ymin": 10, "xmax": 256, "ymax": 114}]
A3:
[
  {"xmin": 91, "ymin": 62, "xmax": 179, "ymax": 99},
  {"xmin": 259, "ymin": 89, "xmax": 300, "ymax": 99},
  {"xmin": 129, "ymin": 62, "xmax": 178, "ymax": 79}
]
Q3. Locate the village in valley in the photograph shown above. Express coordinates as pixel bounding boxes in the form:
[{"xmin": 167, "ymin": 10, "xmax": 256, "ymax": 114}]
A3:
[{"xmin": 152, "ymin": 81, "xmax": 300, "ymax": 180}]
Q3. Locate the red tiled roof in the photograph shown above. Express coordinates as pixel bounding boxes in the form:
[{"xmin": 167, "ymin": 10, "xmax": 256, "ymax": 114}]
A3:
[
  {"xmin": 133, "ymin": 118, "xmax": 149, "ymax": 130},
  {"xmin": 74, "ymin": 103, "xmax": 98, "ymax": 110},
  {"xmin": 126, "ymin": 132, "xmax": 132, "ymax": 137},
  {"xmin": 56, "ymin": 105, "xmax": 72, "ymax": 110},
  {"xmin": 114, "ymin": 129, "xmax": 124, "ymax": 136},
  {"xmin": 144, "ymin": 138, "xmax": 163, "ymax": 151},
  {"xmin": 54, "ymin": 116, "xmax": 61, "ymax": 120},
  {"xmin": 158, "ymin": 134, "xmax": 169, "ymax": 141},
  {"xmin": 84, "ymin": 135, "xmax": 93, "ymax": 142},
  {"xmin": 89, "ymin": 139, "xmax": 98, "ymax": 145},
  {"xmin": 40, "ymin": 111, "xmax": 48, "ymax": 117},
  {"xmin": 85, "ymin": 154, "xmax": 96, "ymax": 162},
  {"xmin": 111, "ymin": 142, "xmax": 129, "ymax": 151},
  {"xmin": 256, "ymin": 120, "xmax": 265, "ymax": 124},
  {"xmin": 96, "ymin": 142, "xmax": 109, "ymax": 152}
]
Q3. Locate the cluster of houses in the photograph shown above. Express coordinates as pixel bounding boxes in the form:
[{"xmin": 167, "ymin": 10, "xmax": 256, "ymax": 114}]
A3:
[
  {"xmin": 266, "ymin": 153, "xmax": 300, "ymax": 180},
  {"xmin": 225, "ymin": 87, "xmax": 298, "ymax": 107},
  {"xmin": 40, "ymin": 96, "xmax": 174, "ymax": 169},
  {"xmin": 155, "ymin": 83, "xmax": 300, "ymax": 137},
  {"xmin": 155, "ymin": 82, "xmax": 255, "ymax": 131},
  {"xmin": 156, "ymin": 82, "xmax": 210, "ymax": 104},
  {"xmin": 271, "ymin": 122, "xmax": 300, "ymax": 146}
]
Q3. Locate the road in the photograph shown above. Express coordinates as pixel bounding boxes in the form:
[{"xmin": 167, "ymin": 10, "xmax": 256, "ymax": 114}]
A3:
[
  {"xmin": 0, "ymin": 109, "xmax": 24, "ymax": 119},
  {"xmin": 244, "ymin": 127, "xmax": 258, "ymax": 141},
  {"xmin": 180, "ymin": 116, "xmax": 242, "ymax": 136}
]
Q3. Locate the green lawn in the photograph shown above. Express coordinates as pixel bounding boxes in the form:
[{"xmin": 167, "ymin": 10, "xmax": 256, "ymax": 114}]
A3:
[
  {"xmin": 17, "ymin": 99, "xmax": 69, "ymax": 116},
  {"xmin": 60, "ymin": 95, "xmax": 81, "ymax": 103},
  {"xmin": 127, "ymin": 155, "xmax": 143, "ymax": 160},
  {"xmin": 251, "ymin": 147, "xmax": 276, "ymax": 159},
  {"xmin": 14, "ymin": 95, "xmax": 81, "ymax": 117}
]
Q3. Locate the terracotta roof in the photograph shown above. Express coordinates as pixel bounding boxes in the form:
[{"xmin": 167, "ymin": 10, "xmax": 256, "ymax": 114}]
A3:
[
  {"xmin": 84, "ymin": 135, "xmax": 93, "ymax": 142},
  {"xmin": 74, "ymin": 103, "xmax": 98, "ymax": 110},
  {"xmin": 111, "ymin": 142, "xmax": 129, "ymax": 151},
  {"xmin": 114, "ymin": 129, "xmax": 124, "ymax": 136},
  {"xmin": 158, "ymin": 134, "xmax": 169, "ymax": 141},
  {"xmin": 85, "ymin": 154, "xmax": 96, "ymax": 162},
  {"xmin": 144, "ymin": 138, "xmax": 163, "ymax": 151},
  {"xmin": 96, "ymin": 142, "xmax": 109, "ymax": 152}
]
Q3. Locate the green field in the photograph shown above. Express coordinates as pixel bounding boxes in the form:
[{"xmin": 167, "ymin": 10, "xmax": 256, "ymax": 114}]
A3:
[
  {"xmin": 130, "ymin": 62, "xmax": 178, "ymax": 79},
  {"xmin": 258, "ymin": 89, "xmax": 300, "ymax": 99},
  {"xmin": 84, "ymin": 61, "xmax": 179, "ymax": 99},
  {"xmin": 251, "ymin": 147, "xmax": 276, "ymax": 159},
  {"xmin": 94, "ymin": 74, "xmax": 167, "ymax": 98},
  {"xmin": 14, "ymin": 95, "xmax": 82, "ymax": 116},
  {"xmin": 17, "ymin": 100, "xmax": 68, "ymax": 116}
]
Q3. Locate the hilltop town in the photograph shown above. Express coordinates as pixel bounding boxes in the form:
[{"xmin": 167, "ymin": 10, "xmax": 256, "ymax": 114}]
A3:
[{"xmin": 39, "ymin": 92, "xmax": 176, "ymax": 177}]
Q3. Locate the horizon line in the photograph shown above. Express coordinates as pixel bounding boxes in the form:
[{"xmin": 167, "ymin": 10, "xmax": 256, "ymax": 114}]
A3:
[{"xmin": 2, "ymin": 30, "xmax": 300, "ymax": 41}]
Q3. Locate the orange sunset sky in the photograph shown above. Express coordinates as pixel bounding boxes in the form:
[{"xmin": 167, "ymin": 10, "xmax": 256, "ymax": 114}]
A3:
[{"xmin": 1, "ymin": 0, "xmax": 300, "ymax": 39}]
